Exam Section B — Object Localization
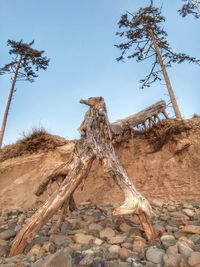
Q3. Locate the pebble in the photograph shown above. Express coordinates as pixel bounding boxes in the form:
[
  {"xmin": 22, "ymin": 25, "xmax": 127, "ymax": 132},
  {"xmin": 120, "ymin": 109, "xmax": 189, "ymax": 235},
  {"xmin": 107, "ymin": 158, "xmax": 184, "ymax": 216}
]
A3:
[
  {"xmin": 163, "ymin": 253, "xmax": 181, "ymax": 267},
  {"xmin": 119, "ymin": 247, "xmax": 132, "ymax": 260},
  {"xmin": 73, "ymin": 233, "xmax": 94, "ymax": 244},
  {"xmin": 183, "ymin": 209, "xmax": 195, "ymax": 217},
  {"xmin": 119, "ymin": 223, "xmax": 132, "ymax": 233},
  {"xmin": 166, "ymin": 244, "xmax": 178, "ymax": 254},
  {"xmin": 100, "ymin": 228, "xmax": 115, "ymax": 240},
  {"xmin": 0, "ymin": 230, "xmax": 16, "ymax": 240},
  {"xmin": 37, "ymin": 248, "xmax": 72, "ymax": 267},
  {"xmin": 108, "ymin": 245, "xmax": 120, "ymax": 254},
  {"xmin": 94, "ymin": 238, "xmax": 104, "ymax": 246},
  {"xmin": 167, "ymin": 205, "xmax": 177, "ymax": 212},
  {"xmin": 146, "ymin": 246, "xmax": 165, "ymax": 264},
  {"xmin": 50, "ymin": 234, "xmax": 71, "ymax": 246},
  {"xmin": 88, "ymin": 223, "xmax": 103, "ymax": 232},
  {"xmin": 160, "ymin": 234, "xmax": 176, "ymax": 248},
  {"xmin": 108, "ymin": 235, "xmax": 126, "ymax": 244},
  {"xmin": 182, "ymin": 225, "xmax": 200, "ymax": 234},
  {"xmin": 0, "ymin": 201, "xmax": 199, "ymax": 267},
  {"xmin": 132, "ymin": 237, "xmax": 146, "ymax": 253},
  {"xmin": 177, "ymin": 241, "xmax": 193, "ymax": 257},
  {"xmin": 188, "ymin": 252, "xmax": 200, "ymax": 266},
  {"xmin": 28, "ymin": 244, "xmax": 42, "ymax": 255}
]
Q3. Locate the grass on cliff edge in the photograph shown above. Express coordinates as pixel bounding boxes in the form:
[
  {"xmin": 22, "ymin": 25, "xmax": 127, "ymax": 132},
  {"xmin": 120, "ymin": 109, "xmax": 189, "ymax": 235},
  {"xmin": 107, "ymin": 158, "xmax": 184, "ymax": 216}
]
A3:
[{"xmin": 0, "ymin": 128, "xmax": 68, "ymax": 162}]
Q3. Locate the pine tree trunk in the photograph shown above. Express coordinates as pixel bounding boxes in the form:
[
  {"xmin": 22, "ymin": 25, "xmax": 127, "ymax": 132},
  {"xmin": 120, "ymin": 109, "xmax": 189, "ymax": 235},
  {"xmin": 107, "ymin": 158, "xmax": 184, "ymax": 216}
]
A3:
[
  {"xmin": 150, "ymin": 31, "xmax": 182, "ymax": 120},
  {"xmin": 0, "ymin": 60, "xmax": 21, "ymax": 148}
]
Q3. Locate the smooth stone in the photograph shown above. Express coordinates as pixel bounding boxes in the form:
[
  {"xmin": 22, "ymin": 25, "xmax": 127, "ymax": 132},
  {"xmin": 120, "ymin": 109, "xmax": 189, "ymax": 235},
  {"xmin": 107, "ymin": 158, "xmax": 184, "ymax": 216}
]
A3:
[
  {"xmin": 28, "ymin": 244, "xmax": 43, "ymax": 256},
  {"xmin": 100, "ymin": 228, "xmax": 115, "ymax": 240},
  {"xmin": 183, "ymin": 203, "xmax": 194, "ymax": 209},
  {"xmin": 178, "ymin": 241, "xmax": 193, "ymax": 257},
  {"xmin": 166, "ymin": 245, "xmax": 178, "ymax": 255},
  {"xmin": 132, "ymin": 238, "xmax": 146, "ymax": 253},
  {"xmin": 146, "ymin": 246, "xmax": 165, "ymax": 264},
  {"xmin": 50, "ymin": 235, "xmax": 71, "ymax": 246},
  {"xmin": 163, "ymin": 253, "xmax": 181, "ymax": 267},
  {"xmin": 119, "ymin": 247, "xmax": 132, "ymax": 260},
  {"xmin": 170, "ymin": 211, "xmax": 189, "ymax": 220},
  {"xmin": 109, "ymin": 235, "xmax": 126, "ymax": 244},
  {"xmin": 36, "ymin": 248, "xmax": 72, "ymax": 267},
  {"xmin": 88, "ymin": 223, "xmax": 103, "ymax": 232},
  {"xmin": 161, "ymin": 234, "xmax": 176, "ymax": 248},
  {"xmin": 94, "ymin": 238, "xmax": 104, "ymax": 246},
  {"xmin": 119, "ymin": 223, "xmax": 132, "ymax": 233},
  {"xmin": 73, "ymin": 233, "xmax": 94, "ymax": 245},
  {"xmin": 0, "ymin": 230, "xmax": 16, "ymax": 240},
  {"xmin": 166, "ymin": 225, "xmax": 179, "ymax": 233},
  {"xmin": 153, "ymin": 224, "xmax": 165, "ymax": 236},
  {"xmin": 188, "ymin": 252, "xmax": 200, "ymax": 266},
  {"xmin": 183, "ymin": 209, "xmax": 195, "ymax": 217},
  {"xmin": 167, "ymin": 205, "xmax": 177, "ymax": 212},
  {"xmin": 182, "ymin": 225, "xmax": 200, "ymax": 235},
  {"xmin": 108, "ymin": 245, "xmax": 120, "ymax": 254}
]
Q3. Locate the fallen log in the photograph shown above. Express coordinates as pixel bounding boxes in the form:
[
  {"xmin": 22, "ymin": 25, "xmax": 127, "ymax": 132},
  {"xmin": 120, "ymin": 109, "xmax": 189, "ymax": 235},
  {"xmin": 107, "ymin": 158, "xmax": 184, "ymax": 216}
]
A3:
[
  {"xmin": 9, "ymin": 96, "xmax": 154, "ymax": 256},
  {"xmin": 111, "ymin": 100, "xmax": 167, "ymax": 136}
]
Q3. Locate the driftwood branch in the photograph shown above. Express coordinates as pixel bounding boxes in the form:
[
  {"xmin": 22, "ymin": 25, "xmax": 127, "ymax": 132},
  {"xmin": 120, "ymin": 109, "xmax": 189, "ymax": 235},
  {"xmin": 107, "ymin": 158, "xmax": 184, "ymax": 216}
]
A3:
[
  {"xmin": 35, "ymin": 161, "xmax": 70, "ymax": 196},
  {"xmin": 10, "ymin": 97, "xmax": 155, "ymax": 256}
]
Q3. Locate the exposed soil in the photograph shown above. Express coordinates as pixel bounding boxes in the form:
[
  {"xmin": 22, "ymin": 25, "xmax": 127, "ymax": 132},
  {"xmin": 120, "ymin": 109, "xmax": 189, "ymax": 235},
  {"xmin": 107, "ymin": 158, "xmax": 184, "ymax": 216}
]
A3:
[{"xmin": 0, "ymin": 118, "xmax": 200, "ymax": 211}]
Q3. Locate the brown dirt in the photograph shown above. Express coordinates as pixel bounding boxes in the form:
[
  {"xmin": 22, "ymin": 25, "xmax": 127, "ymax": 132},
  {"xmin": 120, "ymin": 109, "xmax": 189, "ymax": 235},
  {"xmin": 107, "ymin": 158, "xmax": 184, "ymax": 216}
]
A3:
[{"xmin": 0, "ymin": 118, "xmax": 200, "ymax": 211}]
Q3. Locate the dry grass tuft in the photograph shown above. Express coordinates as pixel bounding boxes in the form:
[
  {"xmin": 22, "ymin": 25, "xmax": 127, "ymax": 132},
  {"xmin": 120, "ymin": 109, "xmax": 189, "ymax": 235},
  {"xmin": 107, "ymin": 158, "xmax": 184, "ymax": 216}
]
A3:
[{"xmin": 0, "ymin": 128, "xmax": 68, "ymax": 162}]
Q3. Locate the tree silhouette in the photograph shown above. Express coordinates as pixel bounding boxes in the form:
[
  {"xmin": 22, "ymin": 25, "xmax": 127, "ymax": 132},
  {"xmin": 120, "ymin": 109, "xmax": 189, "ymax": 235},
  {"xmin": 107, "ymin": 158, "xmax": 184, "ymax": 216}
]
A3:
[
  {"xmin": 115, "ymin": 2, "xmax": 200, "ymax": 119},
  {"xmin": 0, "ymin": 40, "xmax": 49, "ymax": 147},
  {"xmin": 178, "ymin": 0, "xmax": 200, "ymax": 18}
]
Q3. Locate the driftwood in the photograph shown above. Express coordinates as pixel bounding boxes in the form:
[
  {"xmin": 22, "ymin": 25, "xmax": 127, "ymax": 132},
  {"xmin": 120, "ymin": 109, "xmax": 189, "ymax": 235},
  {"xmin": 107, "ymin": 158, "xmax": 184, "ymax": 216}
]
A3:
[
  {"xmin": 34, "ymin": 100, "xmax": 168, "ymax": 197},
  {"xmin": 111, "ymin": 100, "xmax": 168, "ymax": 136},
  {"xmin": 10, "ymin": 97, "xmax": 155, "ymax": 256}
]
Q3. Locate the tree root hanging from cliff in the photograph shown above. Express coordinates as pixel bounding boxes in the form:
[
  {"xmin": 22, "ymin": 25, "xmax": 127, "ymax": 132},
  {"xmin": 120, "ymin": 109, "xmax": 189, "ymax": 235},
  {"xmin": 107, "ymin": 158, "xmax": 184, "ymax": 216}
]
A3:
[{"xmin": 147, "ymin": 120, "xmax": 191, "ymax": 153}]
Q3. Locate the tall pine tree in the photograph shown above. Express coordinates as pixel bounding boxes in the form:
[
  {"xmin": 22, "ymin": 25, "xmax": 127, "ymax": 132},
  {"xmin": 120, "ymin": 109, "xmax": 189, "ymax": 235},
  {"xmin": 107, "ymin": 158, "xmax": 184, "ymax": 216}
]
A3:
[
  {"xmin": 115, "ymin": 2, "xmax": 199, "ymax": 119},
  {"xmin": 0, "ymin": 40, "xmax": 49, "ymax": 147}
]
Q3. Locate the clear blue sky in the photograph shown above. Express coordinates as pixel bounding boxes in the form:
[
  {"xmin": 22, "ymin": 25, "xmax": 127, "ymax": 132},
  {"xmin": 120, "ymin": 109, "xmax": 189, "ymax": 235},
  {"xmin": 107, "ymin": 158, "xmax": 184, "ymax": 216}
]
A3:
[{"xmin": 0, "ymin": 0, "xmax": 199, "ymax": 145}]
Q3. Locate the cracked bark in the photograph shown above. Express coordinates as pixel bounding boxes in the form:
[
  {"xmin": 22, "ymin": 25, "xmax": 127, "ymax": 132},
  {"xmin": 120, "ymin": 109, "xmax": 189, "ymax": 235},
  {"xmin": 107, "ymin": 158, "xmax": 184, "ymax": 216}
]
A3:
[{"xmin": 9, "ymin": 96, "xmax": 154, "ymax": 256}]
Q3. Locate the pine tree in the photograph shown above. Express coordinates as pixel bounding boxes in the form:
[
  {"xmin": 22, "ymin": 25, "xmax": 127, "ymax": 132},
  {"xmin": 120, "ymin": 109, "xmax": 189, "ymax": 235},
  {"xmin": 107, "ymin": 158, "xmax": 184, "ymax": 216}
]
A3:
[
  {"xmin": 0, "ymin": 40, "xmax": 49, "ymax": 147},
  {"xmin": 115, "ymin": 2, "xmax": 200, "ymax": 119},
  {"xmin": 178, "ymin": 0, "xmax": 200, "ymax": 18}
]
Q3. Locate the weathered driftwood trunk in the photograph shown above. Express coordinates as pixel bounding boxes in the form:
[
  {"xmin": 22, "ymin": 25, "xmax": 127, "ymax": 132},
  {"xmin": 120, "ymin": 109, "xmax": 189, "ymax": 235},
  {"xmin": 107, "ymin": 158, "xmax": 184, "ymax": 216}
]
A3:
[
  {"xmin": 34, "ymin": 100, "xmax": 168, "ymax": 197},
  {"xmin": 10, "ymin": 97, "xmax": 154, "ymax": 256}
]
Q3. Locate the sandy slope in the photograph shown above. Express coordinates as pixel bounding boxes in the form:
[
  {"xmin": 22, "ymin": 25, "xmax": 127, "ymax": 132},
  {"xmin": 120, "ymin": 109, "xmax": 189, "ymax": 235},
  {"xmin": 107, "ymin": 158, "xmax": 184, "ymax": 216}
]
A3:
[{"xmin": 0, "ymin": 118, "xmax": 200, "ymax": 210}]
